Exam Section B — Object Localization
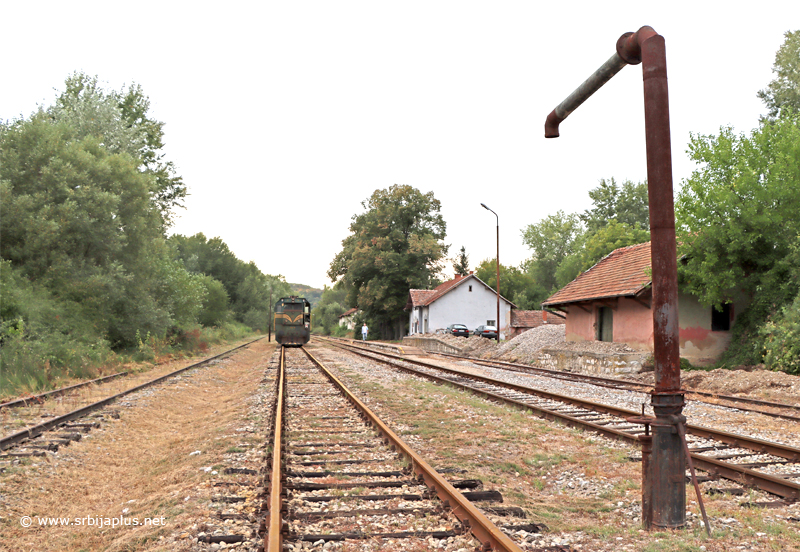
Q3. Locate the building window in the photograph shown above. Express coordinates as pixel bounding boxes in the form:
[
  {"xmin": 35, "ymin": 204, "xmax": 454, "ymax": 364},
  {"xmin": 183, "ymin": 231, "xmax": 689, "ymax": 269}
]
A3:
[
  {"xmin": 469, "ymin": 285, "xmax": 472, "ymax": 292},
  {"xmin": 597, "ymin": 307, "xmax": 613, "ymax": 342},
  {"xmin": 487, "ymin": 320, "xmax": 495, "ymax": 326},
  {"xmin": 711, "ymin": 303, "xmax": 732, "ymax": 331}
]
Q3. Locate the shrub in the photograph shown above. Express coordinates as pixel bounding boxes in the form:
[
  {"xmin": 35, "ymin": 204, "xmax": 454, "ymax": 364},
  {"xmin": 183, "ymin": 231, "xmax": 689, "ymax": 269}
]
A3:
[{"xmin": 761, "ymin": 290, "xmax": 800, "ymax": 374}]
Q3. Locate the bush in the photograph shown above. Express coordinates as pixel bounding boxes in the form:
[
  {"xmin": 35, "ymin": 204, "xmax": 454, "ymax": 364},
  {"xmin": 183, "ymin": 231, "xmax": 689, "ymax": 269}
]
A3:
[{"xmin": 761, "ymin": 291, "xmax": 800, "ymax": 374}]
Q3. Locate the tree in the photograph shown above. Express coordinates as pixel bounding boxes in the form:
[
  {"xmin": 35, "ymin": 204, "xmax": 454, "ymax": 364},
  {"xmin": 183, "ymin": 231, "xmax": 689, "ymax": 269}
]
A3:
[
  {"xmin": 328, "ymin": 185, "xmax": 447, "ymax": 339},
  {"xmin": 580, "ymin": 178, "xmax": 649, "ymax": 233},
  {"xmin": 676, "ymin": 113, "xmax": 800, "ymax": 366},
  {"xmin": 50, "ymin": 72, "xmax": 186, "ymax": 224},
  {"xmin": 0, "ymin": 113, "xmax": 175, "ymax": 346},
  {"xmin": 474, "ymin": 259, "xmax": 545, "ymax": 310},
  {"xmin": 313, "ymin": 284, "xmax": 350, "ymax": 335},
  {"xmin": 521, "ymin": 211, "xmax": 584, "ymax": 295},
  {"xmin": 758, "ymin": 30, "xmax": 800, "ymax": 120},
  {"xmin": 168, "ymin": 233, "xmax": 292, "ymax": 328},
  {"xmin": 453, "ymin": 246, "xmax": 470, "ymax": 276},
  {"xmin": 555, "ymin": 220, "xmax": 651, "ymax": 288}
]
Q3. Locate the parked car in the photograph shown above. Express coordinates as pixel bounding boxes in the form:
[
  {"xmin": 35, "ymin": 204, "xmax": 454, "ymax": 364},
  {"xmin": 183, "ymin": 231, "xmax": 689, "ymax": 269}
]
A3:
[
  {"xmin": 473, "ymin": 325, "xmax": 498, "ymax": 339},
  {"xmin": 446, "ymin": 323, "xmax": 470, "ymax": 337}
]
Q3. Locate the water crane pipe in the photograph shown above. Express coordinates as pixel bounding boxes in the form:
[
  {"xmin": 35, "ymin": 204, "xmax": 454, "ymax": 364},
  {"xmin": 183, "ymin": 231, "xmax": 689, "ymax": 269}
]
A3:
[{"xmin": 543, "ymin": 26, "xmax": 685, "ymax": 530}]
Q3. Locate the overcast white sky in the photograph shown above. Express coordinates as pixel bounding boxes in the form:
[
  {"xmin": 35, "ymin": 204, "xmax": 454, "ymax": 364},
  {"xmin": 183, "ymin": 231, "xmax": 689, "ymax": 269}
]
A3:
[{"xmin": 2, "ymin": 2, "xmax": 796, "ymax": 289}]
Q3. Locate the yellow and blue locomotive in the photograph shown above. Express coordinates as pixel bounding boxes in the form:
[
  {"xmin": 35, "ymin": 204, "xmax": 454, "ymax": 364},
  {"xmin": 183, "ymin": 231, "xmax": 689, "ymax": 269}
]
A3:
[{"xmin": 274, "ymin": 296, "xmax": 311, "ymax": 346}]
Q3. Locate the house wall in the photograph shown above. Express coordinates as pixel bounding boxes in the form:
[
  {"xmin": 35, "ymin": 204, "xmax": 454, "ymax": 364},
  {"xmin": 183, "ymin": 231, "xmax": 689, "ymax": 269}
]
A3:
[
  {"xmin": 408, "ymin": 306, "xmax": 430, "ymax": 335},
  {"xmin": 564, "ymin": 306, "xmax": 594, "ymax": 343},
  {"xmin": 612, "ymin": 298, "xmax": 653, "ymax": 351},
  {"xmin": 429, "ymin": 282, "xmax": 512, "ymax": 338},
  {"xmin": 562, "ymin": 292, "xmax": 747, "ymax": 365},
  {"xmin": 678, "ymin": 291, "xmax": 745, "ymax": 365},
  {"xmin": 409, "ymin": 278, "xmax": 512, "ymax": 339}
]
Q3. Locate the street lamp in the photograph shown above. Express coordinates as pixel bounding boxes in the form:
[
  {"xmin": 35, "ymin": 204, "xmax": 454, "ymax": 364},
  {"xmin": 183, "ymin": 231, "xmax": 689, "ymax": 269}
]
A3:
[{"xmin": 481, "ymin": 203, "xmax": 500, "ymax": 342}]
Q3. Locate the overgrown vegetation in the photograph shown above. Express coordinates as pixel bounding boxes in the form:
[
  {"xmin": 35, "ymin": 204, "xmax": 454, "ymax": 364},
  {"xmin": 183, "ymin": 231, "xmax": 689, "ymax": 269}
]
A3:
[
  {"xmin": 0, "ymin": 73, "xmax": 290, "ymax": 397},
  {"xmin": 676, "ymin": 30, "xmax": 800, "ymax": 371}
]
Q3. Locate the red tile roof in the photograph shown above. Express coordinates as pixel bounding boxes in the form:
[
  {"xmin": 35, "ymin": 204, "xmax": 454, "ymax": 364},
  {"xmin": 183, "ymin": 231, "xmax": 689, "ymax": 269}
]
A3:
[
  {"xmin": 542, "ymin": 242, "xmax": 652, "ymax": 308},
  {"xmin": 511, "ymin": 310, "xmax": 565, "ymax": 327},
  {"xmin": 338, "ymin": 307, "xmax": 358, "ymax": 318}
]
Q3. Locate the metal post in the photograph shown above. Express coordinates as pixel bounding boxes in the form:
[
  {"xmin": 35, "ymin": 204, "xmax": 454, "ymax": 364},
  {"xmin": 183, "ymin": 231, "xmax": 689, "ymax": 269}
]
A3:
[
  {"xmin": 544, "ymin": 26, "xmax": 685, "ymax": 529},
  {"xmin": 481, "ymin": 203, "xmax": 501, "ymax": 341}
]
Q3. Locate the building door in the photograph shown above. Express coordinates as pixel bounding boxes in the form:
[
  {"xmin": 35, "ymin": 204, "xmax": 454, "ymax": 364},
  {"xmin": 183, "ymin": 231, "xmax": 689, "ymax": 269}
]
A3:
[{"xmin": 598, "ymin": 307, "xmax": 613, "ymax": 342}]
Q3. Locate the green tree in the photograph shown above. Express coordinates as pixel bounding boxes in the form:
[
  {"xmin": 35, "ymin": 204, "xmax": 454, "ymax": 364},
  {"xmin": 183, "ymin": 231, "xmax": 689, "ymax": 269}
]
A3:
[
  {"xmin": 328, "ymin": 184, "xmax": 447, "ymax": 339},
  {"xmin": 676, "ymin": 113, "xmax": 800, "ymax": 366},
  {"xmin": 50, "ymin": 72, "xmax": 186, "ymax": 224},
  {"xmin": 758, "ymin": 30, "xmax": 800, "ymax": 120},
  {"xmin": 313, "ymin": 284, "xmax": 351, "ymax": 335},
  {"xmin": 453, "ymin": 246, "xmax": 470, "ymax": 276},
  {"xmin": 521, "ymin": 210, "xmax": 584, "ymax": 295},
  {"xmin": 1, "ymin": 114, "xmax": 173, "ymax": 346},
  {"xmin": 580, "ymin": 178, "xmax": 649, "ymax": 233},
  {"xmin": 555, "ymin": 220, "xmax": 650, "ymax": 288},
  {"xmin": 474, "ymin": 259, "xmax": 544, "ymax": 309}
]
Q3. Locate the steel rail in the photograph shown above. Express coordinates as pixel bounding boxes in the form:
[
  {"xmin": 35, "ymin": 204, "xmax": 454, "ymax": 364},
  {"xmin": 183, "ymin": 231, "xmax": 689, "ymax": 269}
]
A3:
[
  {"xmin": 265, "ymin": 346, "xmax": 286, "ymax": 552},
  {"xmin": 439, "ymin": 353, "xmax": 800, "ymax": 422},
  {"xmin": 1, "ymin": 372, "xmax": 131, "ymax": 409},
  {"xmin": 300, "ymin": 345, "xmax": 525, "ymax": 552},
  {"xmin": 321, "ymin": 339, "xmax": 800, "ymax": 500},
  {"xmin": 323, "ymin": 339, "xmax": 800, "ymax": 460},
  {"xmin": 0, "ymin": 337, "xmax": 263, "ymax": 451}
]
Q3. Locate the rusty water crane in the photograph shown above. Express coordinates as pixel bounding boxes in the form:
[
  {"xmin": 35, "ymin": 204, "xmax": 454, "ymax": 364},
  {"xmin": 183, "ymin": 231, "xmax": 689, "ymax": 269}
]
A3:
[{"xmin": 544, "ymin": 26, "xmax": 689, "ymax": 530}]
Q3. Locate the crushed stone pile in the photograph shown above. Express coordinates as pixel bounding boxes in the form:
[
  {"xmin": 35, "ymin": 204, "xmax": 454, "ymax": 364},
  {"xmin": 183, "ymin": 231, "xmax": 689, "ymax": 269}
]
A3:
[{"xmin": 487, "ymin": 325, "xmax": 566, "ymax": 363}]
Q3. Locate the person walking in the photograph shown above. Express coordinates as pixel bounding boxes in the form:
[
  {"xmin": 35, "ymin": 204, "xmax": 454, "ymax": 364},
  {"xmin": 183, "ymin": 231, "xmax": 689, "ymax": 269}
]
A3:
[{"xmin": 361, "ymin": 323, "xmax": 368, "ymax": 341}]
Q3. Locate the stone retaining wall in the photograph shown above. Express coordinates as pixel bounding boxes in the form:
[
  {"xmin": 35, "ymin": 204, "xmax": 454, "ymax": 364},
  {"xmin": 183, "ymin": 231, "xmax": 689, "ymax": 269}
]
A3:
[
  {"xmin": 402, "ymin": 336, "xmax": 465, "ymax": 355},
  {"xmin": 538, "ymin": 348, "xmax": 652, "ymax": 376}
]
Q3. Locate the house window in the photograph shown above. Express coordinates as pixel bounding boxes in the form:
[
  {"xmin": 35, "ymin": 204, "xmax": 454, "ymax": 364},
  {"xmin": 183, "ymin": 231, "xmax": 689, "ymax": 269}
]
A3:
[
  {"xmin": 711, "ymin": 304, "xmax": 732, "ymax": 331},
  {"xmin": 469, "ymin": 285, "xmax": 472, "ymax": 292},
  {"xmin": 487, "ymin": 320, "xmax": 495, "ymax": 326},
  {"xmin": 597, "ymin": 307, "xmax": 613, "ymax": 342}
]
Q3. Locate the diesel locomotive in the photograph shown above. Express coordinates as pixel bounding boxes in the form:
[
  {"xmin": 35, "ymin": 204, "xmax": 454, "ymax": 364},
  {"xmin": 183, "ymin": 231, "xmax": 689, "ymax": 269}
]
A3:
[{"xmin": 274, "ymin": 296, "xmax": 311, "ymax": 346}]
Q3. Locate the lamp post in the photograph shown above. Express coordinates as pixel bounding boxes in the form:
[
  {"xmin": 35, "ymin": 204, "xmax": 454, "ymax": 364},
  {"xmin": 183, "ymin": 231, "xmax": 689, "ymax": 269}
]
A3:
[{"xmin": 481, "ymin": 203, "xmax": 500, "ymax": 342}]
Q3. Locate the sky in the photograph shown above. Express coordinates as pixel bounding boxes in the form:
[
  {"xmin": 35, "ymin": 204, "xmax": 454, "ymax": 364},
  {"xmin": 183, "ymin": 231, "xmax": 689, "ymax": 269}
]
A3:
[{"xmin": 2, "ymin": 2, "xmax": 796, "ymax": 289}]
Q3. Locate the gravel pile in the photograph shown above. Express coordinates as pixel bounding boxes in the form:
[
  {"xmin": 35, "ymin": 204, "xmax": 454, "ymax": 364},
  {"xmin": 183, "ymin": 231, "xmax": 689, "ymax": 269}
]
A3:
[{"xmin": 487, "ymin": 325, "xmax": 566, "ymax": 363}]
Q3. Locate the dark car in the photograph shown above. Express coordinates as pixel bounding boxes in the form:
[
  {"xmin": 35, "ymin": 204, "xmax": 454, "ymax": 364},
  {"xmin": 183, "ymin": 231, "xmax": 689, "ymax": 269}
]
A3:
[
  {"xmin": 446, "ymin": 324, "xmax": 470, "ymax": 337},
  {"xmin": 473, "ymin": 325, "xmax": 498, "ymax": 339}
]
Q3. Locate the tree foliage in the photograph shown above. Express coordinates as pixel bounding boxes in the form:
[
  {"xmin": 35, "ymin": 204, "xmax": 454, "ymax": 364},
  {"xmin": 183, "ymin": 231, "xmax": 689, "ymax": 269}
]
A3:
[
  {"xmin": 312, "ymin": 284, "xmax": 351, "ymax": 335},
  {"xmin": 168, "ymin": 233, "xmax": 293, "ymax": 330},
  {"xmin": 676, "ymin": 113, "xmax": 800, "ymax": 366},
  {"xmin": 758, "ymin": 30, "xmax": 800, "ymax": 121},
  {"xmin": 453, "ymin": 246, "xmax": 470, "ymax": 276},
  {"xmin": 50, "ymin": 72, "xmax": 186, "ymax": 223},
  {"xmin": 0, "ymin": 74, "xmax": 265, "ymax": 393},
  {"xmin": 579, "ymin": 178, "xmax": 649, "ymax": 233},
  {"xmin": 521, "ymin": 210, "xmax": 584, "ymax": 295},
  {"xmin": 474, "ymin": 259, "xmax": 544, "ymax": 310},
  {"xmin": 328, "ymin": 184, "xmax": 447, "ymax": 339}
]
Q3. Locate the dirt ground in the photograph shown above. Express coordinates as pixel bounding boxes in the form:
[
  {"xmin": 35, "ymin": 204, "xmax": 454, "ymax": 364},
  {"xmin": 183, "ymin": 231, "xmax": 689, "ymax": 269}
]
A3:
[
  {"xmin": 0, "ymin": 339, "xmax": 275, "ymax": 552},
  {"xmin": 627, "ymin": 365, "xmax": 800, "ymax": 406}
]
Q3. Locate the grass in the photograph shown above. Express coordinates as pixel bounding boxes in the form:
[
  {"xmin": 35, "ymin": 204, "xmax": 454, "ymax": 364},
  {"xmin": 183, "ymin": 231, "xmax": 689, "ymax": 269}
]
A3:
[
  {"xmin": 1, "ymin": 339, "xmax": 277, "ymax": 551},
  {"xmin": 322, "ymin": 349, "xmax": 800, "ymax": 552}
]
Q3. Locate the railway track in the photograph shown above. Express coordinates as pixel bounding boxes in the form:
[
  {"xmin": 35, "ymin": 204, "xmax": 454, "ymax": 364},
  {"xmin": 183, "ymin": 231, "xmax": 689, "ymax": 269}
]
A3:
[
  {"xmin": 0, "ymin": 338, "xmax": 262, "ymax": 455},
  {"xmin": 434, "ymin": 352, "xmax": 800, "ymax": 424},
  {"xmin": 319, "ymin": 337, "xmax": 800, "ymax": 504},
  {"xmin": 263, "ymin": 345, "xmax": 540, "ymax": 552}
]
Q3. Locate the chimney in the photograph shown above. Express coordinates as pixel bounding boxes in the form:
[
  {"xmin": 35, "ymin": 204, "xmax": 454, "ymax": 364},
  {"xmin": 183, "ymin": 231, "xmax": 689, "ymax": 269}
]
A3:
[
  {"xmin": 469, "ymin": 271, "xmax": 474, "ymax": 275},
  {"xmin": 542, "ymin": 310, "xmax": 548, "ymax": 324}
]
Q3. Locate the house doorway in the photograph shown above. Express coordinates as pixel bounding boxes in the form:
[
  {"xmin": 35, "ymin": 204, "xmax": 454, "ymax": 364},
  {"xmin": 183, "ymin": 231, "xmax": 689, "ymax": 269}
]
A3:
[{"xmin": 597, "ymin": 307, "xmax": 613, "ymax": 342}]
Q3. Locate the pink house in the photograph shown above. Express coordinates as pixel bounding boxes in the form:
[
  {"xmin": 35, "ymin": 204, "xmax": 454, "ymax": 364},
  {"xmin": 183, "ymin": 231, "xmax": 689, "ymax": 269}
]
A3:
[{"xmin": 541, "ymin": 242, "xmax": 744, "ymax": 365}]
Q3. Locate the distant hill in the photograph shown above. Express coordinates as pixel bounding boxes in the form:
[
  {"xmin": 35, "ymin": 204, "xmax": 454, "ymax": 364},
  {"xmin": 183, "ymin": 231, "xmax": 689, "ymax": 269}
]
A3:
[{"xmin": 290, "ymin": 284, "xmax": 323, "ymax": 307}]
